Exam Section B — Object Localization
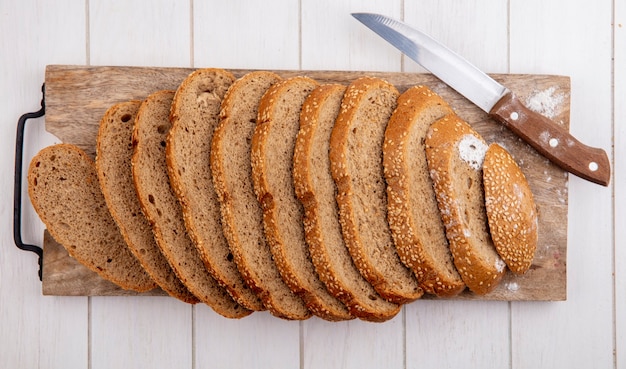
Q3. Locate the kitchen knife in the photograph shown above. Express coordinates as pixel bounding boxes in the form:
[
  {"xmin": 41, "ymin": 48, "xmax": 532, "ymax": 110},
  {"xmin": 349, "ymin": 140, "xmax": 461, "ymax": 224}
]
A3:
[{"xmin": 352, "ymin": 12, "xmax": 610, "ymax": 186}]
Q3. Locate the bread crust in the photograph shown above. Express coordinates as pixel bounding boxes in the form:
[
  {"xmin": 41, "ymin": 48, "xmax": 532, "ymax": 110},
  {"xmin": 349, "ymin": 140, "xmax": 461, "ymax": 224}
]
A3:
[
  {"xmin": 425, "ymin": 114, "xmax": 505, "ymax": 295},
  {"xmin": 252, "ymin": 77, "xmax": 353, "ymax": 321},
  {"xmin": 167, "ymin": 68, "xmax": 264, "ymax": 311},
  {"xmin": 28, "ymin": 143, "xmax": 156, "ymax": 292},
  {"xmin": 383, "ymin": 86, "xmax": 466, "ymax": 297},
  {"xmin": 294, "ymin": 84, "xmax": 400, "ymax": 322},
  {"xmin": 329, "ymin": 77, "xmax": 423, "ymax": 304},
  {"xmin": 132, "ymin": 90, "xmax": 250, "ymax": 318},
  {"xmin": 212, "ymin": 71, "xmax": 311, "ymax": 320},
  {"xmin": 96, "ymin": 100, "xmax": 198, "ymax": 303},
  {"xmin": 483, "ymin": 143, "xmax": 538, "ymax": 274}
]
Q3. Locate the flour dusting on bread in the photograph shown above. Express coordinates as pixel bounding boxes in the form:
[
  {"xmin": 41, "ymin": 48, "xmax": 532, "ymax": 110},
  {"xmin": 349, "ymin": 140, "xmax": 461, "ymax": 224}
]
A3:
[{"xmin": 458, "ymin": 134, "xmax": 488, "ymax": 170}]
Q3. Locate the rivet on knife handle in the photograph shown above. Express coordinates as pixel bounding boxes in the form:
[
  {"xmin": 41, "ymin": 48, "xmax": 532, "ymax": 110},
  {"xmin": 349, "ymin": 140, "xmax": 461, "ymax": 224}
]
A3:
[{"xmin": 490, "ymin": 92, "xmax": 610, "ymax": 186}]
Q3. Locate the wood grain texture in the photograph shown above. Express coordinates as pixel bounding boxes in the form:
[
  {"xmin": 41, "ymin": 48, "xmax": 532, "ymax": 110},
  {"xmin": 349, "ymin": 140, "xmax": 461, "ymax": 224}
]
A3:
[
  {"xmin": 89, "ymin": 0, "xmax": 191, "ymax": 67},
  {"xmin": 509, "ymin": 0, "xmax": 614, "ymax": 368},
  {"xmin": 90, "ymin": 296, "xmax": 193, "ymax": 369},
  {"xmin": 404, "ymin": 0, "xmax": 509, "ymax": 74},
  {"xmin": 193, "ymin": 0, "xmax": 299, "ymax": 69},
  {"xmin": 303, "ymin": 315, "xmax": 404, "ymax": 368},
  {"xmin": 42, "ymin": 65, "xmax": 568, "ymax": 301},
  {"xmin": 42, "ymin": 231, "xmax": 167, "ymax": 296},
  {"xmin": 615, "ymin": 3, "xmax": 625, "ymax": 368},
  {"xmin": 194, "ymin": 310, "xmax": 301, "ymax": 369},
  {"xmin": 406, "ymin": 300, "xmax": 511, "ymax": 368},
  {"xmin": 0, "ymin": 1, "xmax": 88, "ymax": 369},
  {"xmin": 301, "ymin": 0, "xmax": 401, "ymax": 71}
]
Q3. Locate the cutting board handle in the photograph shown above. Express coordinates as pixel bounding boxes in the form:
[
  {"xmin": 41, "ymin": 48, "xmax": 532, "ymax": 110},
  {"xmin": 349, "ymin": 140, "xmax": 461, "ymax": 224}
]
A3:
[{"xmin": 14, "ymin": 83, "xmax": 45, "ymax": 281}]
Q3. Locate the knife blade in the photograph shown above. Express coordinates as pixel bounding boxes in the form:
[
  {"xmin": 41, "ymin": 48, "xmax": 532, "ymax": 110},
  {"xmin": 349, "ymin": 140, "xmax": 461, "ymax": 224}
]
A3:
[{"xmin": 352, "ymin": 12, "xmax": 610, "ymax": 186}]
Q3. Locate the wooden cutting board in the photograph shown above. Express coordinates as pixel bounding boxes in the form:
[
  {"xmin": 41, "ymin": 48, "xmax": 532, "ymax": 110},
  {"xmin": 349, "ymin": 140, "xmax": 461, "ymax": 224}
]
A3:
[{"xmin": 40, "ymin": 65, "xmax": 569, "ymax": 301}]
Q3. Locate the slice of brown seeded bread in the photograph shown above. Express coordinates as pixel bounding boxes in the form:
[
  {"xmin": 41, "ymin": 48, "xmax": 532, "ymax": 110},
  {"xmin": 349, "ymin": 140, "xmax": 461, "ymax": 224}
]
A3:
[
  {"xmin": 28, "ymin": 143, "xmax": 156, "ymax": 292},
  {"xmin": 294, "ymin": 84, "xmax": 400, "ymax": 322},
  {"xmin": 329, "ymin": 77, "xmax": 423, "ymax": 304},
  {"xmin": 383, "ymin": 86, "xmax": 466, "ymax": 297},
  {"xmin": 483, "ymin": 143, "xmax": 538, "ymax": 274},
  {"xmin": 132, "ymin": 90, "xmax": 250, "ymax": 318},
  {"xmin": 96, "ymin": 100, "xmax": 198, "ymax": 303},
  {"xmin": 212, "ymin": 71, "xmax": 311, "ymax": 320},
  {"xmin": 425, "ymin": 114, "xmax": 506, "ymax": 295},
  {"xmin": 167, "ymin": 68, "xmax": 263, "ymax": 311},
  {"xmin": 252, "ymin": 76, "xmax": 353, "ymax": 321}
]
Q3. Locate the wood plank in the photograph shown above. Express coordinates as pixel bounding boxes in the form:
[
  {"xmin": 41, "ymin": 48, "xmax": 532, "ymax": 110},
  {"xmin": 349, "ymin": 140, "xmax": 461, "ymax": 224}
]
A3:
[
  {"xmin": 406, "ymin": 300, "xmax": 511, "ymax": 368},
  {"xmin": 86, "ymin": 3, "xmax": 196, "ymax": 369},
  {"xmin": 509, "ymin": 0, "xmax": 614, "ymax": 368},
  {"xmin": 87, "ymin": 4, "xmax": 195, "ymax": 369},
  {"xmin": 615, "ymin": 4, "xmax": 626, "ymax": 368},
  {"xmin": 194, "ymin": 310, "xmax": 301, "ymax": 368},
  {"xmin": 89, "ymin": 0, "xmax": 191, "ymax": 67},
  {"xmin": 403, "ymin": 4, "xmax": 511, "ymax": 368},
  {"xmin": 303, "ymin": 315, "xmax": 404, "ymax": 368},
  {"xmin": 191, "ymin": 3, "xmax": 303, "ymax": 368},
  {"xmin": 403, "ymin": 0, "xmax": 509, "ymax": 74},
  {"xmin": 300, "ymin": 3, "xmax": 405, "ymax": 367},
  {"xmin": 301, "ymin": 0, "xmax": 402, "ymax": 71},
  {"xmin": 41, "ymin": 65, "xmax": 568, "ymax": 302},
  {"xmin": 90, "ymin": 296, "xmax": 193, "ymax": 369},
  {"xmin": 193, "ymin": 0, "xmax": 299, "ymax": 70},
  {"xmin": 0, "ymin": 1, "xmax": 88, "ymax": 369}
]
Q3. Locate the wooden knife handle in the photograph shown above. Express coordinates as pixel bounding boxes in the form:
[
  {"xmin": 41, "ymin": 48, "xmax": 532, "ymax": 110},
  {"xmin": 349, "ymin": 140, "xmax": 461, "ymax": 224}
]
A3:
[{"xmin": 489, "ymin": 92, "xmax": 610, "ymax": 186}]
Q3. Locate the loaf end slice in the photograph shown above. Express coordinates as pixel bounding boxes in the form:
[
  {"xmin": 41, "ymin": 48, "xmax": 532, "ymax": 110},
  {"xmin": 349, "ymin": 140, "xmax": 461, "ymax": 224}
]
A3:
[
  {"xmin": 28, "ymin": 143, "xmax": 156, "ymax": 292},
  {"xmin": 425, "ymin": 114, "xmax": 506, "ymax": 295},
  {"xmin": 167, "ymin": 68, "xmax": 263, "ymax": 311},
  {"xmin": 330, "ymin": 77, "xmax": 423, "ymax": 304},
  {"xmin": 132, "ymin": 90, "xmax": 250, "ymax": 318},
  {"xmin": 383, "ymin": 86, "xmax": 465, "ymax": 297},
  {"xmin": 483, "ymin": 143, "xmax": 538, "ymax": 274},
  {"xmin": 252, "ymin": 77, "xmax": 353, "ymax": 321},
  {"xmin": 96, "ymin": 100, "xmax": 198, "ymax": 303},
  {"xmin": 294, "ymin": 84, "xmax": 400, "ymax": 322},
  {"xmin": 213, "ymin": 71, "xmax": 310, "ymax": 320}
]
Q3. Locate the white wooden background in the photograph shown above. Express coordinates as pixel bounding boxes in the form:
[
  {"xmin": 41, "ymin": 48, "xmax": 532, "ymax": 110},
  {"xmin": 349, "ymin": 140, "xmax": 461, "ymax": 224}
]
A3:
[{"xmin": 1, "ymin": 0, "xmax": 623, "ymax": 368}]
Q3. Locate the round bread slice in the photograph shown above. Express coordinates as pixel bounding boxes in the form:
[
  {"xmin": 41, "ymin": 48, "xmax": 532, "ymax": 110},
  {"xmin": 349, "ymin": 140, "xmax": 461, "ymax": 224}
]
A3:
[
  {"xmin": 425, "ymin": 114, "xmax": 506, "ymax": 295},
  {"xmin": 483, "ymin": 143, "xmax": 538, "ymax": 274},
  {"xmin": 28, "ymin": 143, "xmax": 156, "ymax": 292},
  {"xmin": 383, "ymin": 86, "xmax": 466, "ymax": 297},
  {"xmin": 294, "ymin": 84, "xmax": 400, "ymax": 322},
  {"xmin": 132, "ymin": 90, "xmax": 250, "ymax": 318},
  {"xmin": 252, "ymin": 77, "xmax": 353, "ymax": 321},
  {"xmin": 167, "ymin": 68, "xmax": 263, "ymax": 311},
  {"xmin": 329, "ymin": 77, "xmax": 423, "ymax": 304},
  {"xmin": 212, "ymin": 71, "xmax": 311, "ymax": 320},
  {"xmin": 96, "ymin": 100, "xmax": 198, "ymax": 303}
]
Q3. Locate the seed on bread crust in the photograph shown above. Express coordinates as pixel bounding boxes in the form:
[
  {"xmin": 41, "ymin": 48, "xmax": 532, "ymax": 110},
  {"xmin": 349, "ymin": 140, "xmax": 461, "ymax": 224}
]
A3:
[
  {"xmin": 97, "ymin": 100, "xmax": 198, "ymax": 303},
  {"xmin": 425, "ymin": 114, "xmax": 505, "ymax": 295},
  {"xmin": 483, "ymin": 143, "xmax": 538, "ymax": 274},
  {"xmin": 383, "ymin": 85, "xmax": 465, "ymax": 297},
  {"xmin": 330, "ymin": 77, "xmax": 423, "ymax": 304}
]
